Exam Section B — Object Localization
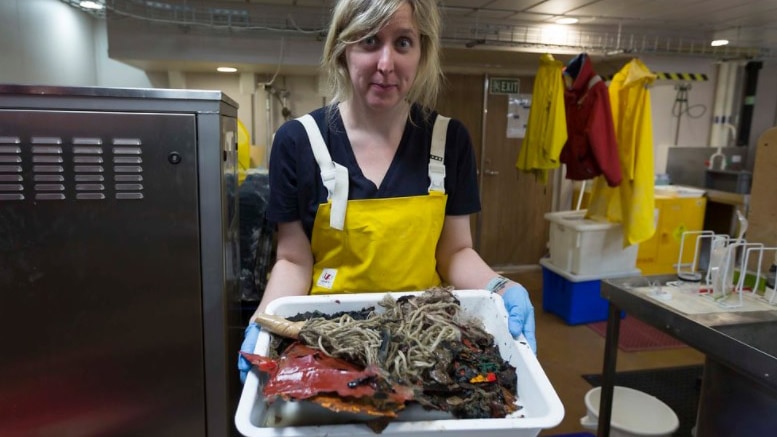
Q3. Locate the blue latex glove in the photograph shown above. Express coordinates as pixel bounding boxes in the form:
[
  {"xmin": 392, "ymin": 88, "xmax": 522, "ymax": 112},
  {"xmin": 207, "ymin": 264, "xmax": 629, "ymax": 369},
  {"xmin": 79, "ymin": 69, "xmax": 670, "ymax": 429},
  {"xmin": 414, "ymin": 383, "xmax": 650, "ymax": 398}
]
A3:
[
  {"xmin": 502, "ymin": 284, "xmax": 537, "ymax": 354},
  {"xmin": 238, "ymin": 322, "xmax": 261, "ymax": 383}
]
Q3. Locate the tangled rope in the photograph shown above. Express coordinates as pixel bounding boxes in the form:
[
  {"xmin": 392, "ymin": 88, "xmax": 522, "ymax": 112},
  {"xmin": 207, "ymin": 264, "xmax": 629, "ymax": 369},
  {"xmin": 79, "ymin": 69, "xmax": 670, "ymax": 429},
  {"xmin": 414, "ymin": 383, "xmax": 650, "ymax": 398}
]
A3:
[{"xmin": 298, "ymin": 288, "xmax": 467, "ymax": 384}]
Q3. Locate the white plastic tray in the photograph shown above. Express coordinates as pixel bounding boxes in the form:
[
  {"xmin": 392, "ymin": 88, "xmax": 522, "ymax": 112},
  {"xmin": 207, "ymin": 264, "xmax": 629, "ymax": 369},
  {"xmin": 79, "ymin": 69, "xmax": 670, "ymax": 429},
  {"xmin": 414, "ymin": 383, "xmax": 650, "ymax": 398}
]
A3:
[{"xmin": 235, "ymin": 290, "xmax": 564, "ymax": 437}]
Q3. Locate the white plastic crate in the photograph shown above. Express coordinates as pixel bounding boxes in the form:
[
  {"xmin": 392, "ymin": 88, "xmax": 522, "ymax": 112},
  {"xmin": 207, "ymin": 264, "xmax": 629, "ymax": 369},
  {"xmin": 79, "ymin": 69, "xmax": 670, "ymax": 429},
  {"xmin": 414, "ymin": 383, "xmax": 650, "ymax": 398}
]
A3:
[
  {"xmin": 654, "ymin": 185, "xmax": 705, "ymax": 198},
  {"xmin": 545, "ymin": 210, "xmax": 638, "ymax": 276},
  {"xmin": 235, "ymin": 290, "xmax": 564, "ymax": 437}
]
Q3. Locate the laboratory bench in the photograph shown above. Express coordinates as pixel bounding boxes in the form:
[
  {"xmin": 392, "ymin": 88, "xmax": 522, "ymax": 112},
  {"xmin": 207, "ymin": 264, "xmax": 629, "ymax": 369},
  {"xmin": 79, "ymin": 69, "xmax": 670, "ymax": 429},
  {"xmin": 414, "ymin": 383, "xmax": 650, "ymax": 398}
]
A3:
[{"xmin": 596, "ymin": 275, "xmax": 777, "ymax": 437}]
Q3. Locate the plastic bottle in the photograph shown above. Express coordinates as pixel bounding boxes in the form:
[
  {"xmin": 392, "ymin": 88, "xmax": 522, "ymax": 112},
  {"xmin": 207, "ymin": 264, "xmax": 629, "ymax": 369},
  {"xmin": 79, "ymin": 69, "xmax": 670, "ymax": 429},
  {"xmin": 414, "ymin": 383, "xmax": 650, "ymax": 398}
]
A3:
[{"xmin": 708, "ymin": 236, "xmax": 729, "ymax": 297}]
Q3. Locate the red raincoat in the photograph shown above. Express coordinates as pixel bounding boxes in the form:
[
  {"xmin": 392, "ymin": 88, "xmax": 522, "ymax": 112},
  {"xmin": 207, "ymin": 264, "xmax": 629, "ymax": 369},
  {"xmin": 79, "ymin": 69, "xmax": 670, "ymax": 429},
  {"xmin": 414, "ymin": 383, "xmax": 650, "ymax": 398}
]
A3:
[{"xmin": 560, "ymin": 53, "xmax": 622, "ymax": 186}]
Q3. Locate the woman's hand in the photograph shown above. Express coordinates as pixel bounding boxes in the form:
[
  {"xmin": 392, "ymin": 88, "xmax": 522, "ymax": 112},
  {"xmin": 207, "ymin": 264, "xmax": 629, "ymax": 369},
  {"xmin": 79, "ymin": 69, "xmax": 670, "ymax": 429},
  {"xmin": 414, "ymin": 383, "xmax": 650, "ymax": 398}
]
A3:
[
  {"xmin": 501, "ymin": 284, "xmax": 537, "ymax": 354},
  {"xmin": 238, "ymin": 323, "xmax": 261, "ymax": 383},
  {"xmin": 239, "ymin": 220, "xmax": 312, "ymax": 382}
]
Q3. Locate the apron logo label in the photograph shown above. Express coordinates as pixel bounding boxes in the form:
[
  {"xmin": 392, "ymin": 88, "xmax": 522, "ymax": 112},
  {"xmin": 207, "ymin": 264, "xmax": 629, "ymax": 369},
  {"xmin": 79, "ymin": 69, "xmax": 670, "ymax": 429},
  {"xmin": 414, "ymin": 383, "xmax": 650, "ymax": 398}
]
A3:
[{"xmin": 317, "ymin": 268, "xmax": 337, "ymax": 289}]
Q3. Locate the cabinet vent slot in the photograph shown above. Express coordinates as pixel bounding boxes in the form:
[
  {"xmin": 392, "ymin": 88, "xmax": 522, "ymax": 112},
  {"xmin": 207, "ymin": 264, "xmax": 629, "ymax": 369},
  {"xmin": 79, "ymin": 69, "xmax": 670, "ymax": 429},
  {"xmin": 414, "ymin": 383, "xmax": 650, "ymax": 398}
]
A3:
[
  {"xmin": 112, "ymin": 139, "xmax": 144, "ymax": 199},
  {"xmin": 1, "ymin": 138, "xmax": 24, "ymax": 201}
]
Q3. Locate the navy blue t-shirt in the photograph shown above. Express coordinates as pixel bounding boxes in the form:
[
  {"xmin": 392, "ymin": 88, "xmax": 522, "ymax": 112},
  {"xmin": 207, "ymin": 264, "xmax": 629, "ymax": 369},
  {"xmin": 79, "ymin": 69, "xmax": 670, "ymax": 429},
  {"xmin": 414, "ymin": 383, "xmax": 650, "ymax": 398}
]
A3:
[{"xmin": 266, "ymin": 104, "xmax": 481, "ymax": 239}]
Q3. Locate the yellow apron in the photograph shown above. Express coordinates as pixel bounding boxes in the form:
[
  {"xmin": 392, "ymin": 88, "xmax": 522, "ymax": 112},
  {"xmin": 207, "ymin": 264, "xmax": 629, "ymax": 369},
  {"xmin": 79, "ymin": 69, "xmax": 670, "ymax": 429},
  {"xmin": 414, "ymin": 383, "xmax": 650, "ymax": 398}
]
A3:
[{"xmin": 296, "ymin": 113, "xmax": 450, "ymax": 294}]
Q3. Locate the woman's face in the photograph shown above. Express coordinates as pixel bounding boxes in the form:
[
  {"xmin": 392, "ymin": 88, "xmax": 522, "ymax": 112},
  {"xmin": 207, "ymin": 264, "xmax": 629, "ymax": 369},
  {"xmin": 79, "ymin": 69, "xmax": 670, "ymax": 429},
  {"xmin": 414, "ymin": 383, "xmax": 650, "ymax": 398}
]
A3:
[{"xmin": 344, "ymin": 2, "xmax": 421, "ymax": 111}]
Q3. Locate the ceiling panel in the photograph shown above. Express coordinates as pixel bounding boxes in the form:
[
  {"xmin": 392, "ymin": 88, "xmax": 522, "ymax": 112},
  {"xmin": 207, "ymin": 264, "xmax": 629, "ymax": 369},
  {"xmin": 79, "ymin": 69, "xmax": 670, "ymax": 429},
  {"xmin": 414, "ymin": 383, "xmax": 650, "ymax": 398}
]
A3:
[
  {"xmin": 479, "ymin": 0, "xmax": 544, "ymax": 11},
  {"xmin": 441, "ymin": 0, "xmax": 496, "ymax": 8},
  {"xmin": 643, "ymin": 2, "xmax": 748, "ymax": 24},
  {"xmin": 100, "ymin": 0, "xmax": 777, "ymax": 70},
  {"xmin": 502, "ymin": 13, "xmax": 557, "ymax": 23},
  {"xmin": 442, "ymin": 8, "xmax": 477, "ymax": 18},
  {"xmin": 571, "ymin": 0, "xmax": 705, "ymax": 22},
  {"xmin": 702, "ymin": 3, "xmax": 777, "ymax": 28},
  {"xmin": 208, "ymin": 0, "xmax": 777, "ymax": 39},
  {"xmin": 525, "ymin": 0, "xmax": 602, "ymax": 15},
  {"xmin": 460, "ymin": 9, "xmax": 522, "ymax": 20}
]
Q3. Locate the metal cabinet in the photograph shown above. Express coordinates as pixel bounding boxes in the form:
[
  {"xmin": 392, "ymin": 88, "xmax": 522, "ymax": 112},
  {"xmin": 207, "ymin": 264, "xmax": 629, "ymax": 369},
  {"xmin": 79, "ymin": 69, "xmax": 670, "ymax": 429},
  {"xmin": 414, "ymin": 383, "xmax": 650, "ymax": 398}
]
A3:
[{"xmin": 0, "ymin": 85, "xmax": 241, "ymax": 436}]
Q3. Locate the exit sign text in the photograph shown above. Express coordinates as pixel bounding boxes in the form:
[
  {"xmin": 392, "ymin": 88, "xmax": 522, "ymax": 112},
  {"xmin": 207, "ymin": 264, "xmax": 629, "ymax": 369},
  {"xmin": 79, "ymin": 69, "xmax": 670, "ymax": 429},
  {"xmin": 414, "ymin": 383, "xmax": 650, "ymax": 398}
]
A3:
[{"xmin": 490, "ymin": 78, "xmax": 520, "ymax": 95}]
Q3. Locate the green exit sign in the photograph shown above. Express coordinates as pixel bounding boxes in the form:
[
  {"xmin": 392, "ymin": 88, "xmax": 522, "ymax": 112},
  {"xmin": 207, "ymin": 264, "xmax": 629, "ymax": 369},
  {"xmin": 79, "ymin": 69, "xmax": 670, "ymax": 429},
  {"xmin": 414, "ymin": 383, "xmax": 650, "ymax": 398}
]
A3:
[{"xmin": 490, "ymin": 77, "xmax": 520, "ymax": 95}]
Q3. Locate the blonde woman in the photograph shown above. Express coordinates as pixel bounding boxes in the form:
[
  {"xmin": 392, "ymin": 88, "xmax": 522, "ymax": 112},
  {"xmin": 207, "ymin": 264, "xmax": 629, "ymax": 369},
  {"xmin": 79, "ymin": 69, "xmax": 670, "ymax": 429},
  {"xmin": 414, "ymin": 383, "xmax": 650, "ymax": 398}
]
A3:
[{"xmin": 239, "ymin": 0, "xmax": 536, "ymax": 382}]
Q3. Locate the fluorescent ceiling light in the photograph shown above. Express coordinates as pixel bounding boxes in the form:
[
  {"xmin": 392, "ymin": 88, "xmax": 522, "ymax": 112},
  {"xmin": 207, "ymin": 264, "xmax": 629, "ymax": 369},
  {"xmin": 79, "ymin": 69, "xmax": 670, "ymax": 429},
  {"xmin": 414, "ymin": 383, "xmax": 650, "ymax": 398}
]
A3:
[
  {"xmin": 540, "ymin": 24, "xmax": 574, "ymax": 45},
  {"xmin": 217, "ymin": 67, "xmax": 238, "ymax": 73},
  {"xmin": 711, "ymin": 39, "xmax": 729, "ymax": 47},
  {"xmin": 556, "ymin": 17, "xmax": 579, "ymax": 25},
  {"xmin": 79, "ymin": 1, "xmax": 104, "ymax": 9}
]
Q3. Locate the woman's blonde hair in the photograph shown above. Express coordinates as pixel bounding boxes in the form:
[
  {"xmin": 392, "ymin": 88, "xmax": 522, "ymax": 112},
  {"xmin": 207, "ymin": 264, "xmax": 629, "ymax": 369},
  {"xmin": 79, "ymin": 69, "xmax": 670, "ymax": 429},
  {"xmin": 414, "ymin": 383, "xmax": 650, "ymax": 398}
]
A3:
[{"xmin": 321, "ymin": 0, "xmax": 443, "ymax": 111}]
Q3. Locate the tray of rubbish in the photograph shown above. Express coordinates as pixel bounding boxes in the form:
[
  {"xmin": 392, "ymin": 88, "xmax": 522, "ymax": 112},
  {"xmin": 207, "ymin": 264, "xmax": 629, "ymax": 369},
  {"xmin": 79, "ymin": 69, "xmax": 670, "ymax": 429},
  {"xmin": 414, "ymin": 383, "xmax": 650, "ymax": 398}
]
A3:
[{"xmin": 235, "ymin": 289, "xmax": 564, "ymax": 437}]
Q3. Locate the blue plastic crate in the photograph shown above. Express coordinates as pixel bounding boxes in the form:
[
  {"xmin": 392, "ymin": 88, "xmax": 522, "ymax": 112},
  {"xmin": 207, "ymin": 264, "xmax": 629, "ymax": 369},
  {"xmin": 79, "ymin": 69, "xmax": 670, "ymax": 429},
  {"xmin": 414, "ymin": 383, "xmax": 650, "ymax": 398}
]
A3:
[{"xmin": 541, "ymin": 264, "xmax": 609, "ymax": 325}]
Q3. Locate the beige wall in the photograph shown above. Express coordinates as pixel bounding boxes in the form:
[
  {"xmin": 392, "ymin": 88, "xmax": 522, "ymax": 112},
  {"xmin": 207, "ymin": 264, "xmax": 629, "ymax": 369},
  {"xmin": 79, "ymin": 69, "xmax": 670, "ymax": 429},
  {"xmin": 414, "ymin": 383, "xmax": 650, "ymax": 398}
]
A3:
[{"xmin": 168, "ymin": 72, "xmax": 324, "ymax": 168}]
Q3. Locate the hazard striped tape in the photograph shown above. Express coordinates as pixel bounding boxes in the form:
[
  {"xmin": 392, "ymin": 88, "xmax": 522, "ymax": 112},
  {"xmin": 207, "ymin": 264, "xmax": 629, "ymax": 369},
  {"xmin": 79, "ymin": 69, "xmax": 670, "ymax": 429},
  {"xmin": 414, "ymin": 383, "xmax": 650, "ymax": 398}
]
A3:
[
  {"xmin": 654, "ymin": 72, "xmax": 708, "ymax": 81},
  {"xmin": 602, "ymin": 72, "xmax": 709, "ymax": 81}
]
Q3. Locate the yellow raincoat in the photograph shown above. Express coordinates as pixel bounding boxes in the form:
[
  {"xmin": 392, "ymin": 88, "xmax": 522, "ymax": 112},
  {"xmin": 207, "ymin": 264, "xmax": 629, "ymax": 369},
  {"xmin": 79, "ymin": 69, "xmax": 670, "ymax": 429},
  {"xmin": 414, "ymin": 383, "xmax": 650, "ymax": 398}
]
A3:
[
  {"xmin": 586, "ymin": 58, "xmax": 656, "ymax": 246},
  {"xmin": 515, "ymin": 53, "xmax": 567, "ymax": 183}
]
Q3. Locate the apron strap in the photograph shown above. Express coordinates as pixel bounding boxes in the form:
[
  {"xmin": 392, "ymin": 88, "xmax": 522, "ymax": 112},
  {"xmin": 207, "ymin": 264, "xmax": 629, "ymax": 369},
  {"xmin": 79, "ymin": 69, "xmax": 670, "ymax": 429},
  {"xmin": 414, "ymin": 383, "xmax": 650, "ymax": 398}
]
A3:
[
  {"xmin": 429, "ymin": 115, "xmax": 450, "ymax": 193},
  {"xmin": 297, "ymin": 114, "xmax": 349, "ymax": 230},
  {"xmin": 298, "ymin": 112, "xmax": 449, "ymax": 228}
]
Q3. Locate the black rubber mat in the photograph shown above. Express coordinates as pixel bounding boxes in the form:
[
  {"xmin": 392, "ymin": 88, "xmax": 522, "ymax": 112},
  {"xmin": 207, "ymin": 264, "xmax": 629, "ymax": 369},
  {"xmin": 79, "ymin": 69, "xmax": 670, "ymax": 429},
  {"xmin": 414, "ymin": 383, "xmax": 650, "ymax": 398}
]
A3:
[{"xmin": 582, "ymin": 365, "xmax": 703, "ymax": 437}]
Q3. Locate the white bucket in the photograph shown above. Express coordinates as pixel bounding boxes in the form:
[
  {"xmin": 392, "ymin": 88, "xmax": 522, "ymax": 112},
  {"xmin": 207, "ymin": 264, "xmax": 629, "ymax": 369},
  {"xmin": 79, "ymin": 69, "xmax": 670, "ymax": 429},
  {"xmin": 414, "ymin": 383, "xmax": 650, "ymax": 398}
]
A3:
[{"xmin": 580, "ymin": 386, "xmax": 679, "ymax": 437}]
